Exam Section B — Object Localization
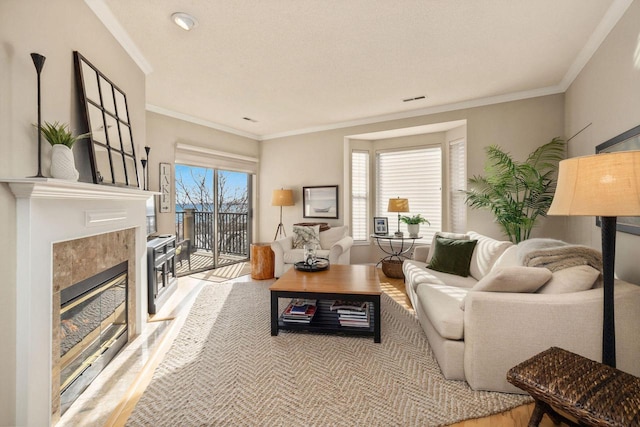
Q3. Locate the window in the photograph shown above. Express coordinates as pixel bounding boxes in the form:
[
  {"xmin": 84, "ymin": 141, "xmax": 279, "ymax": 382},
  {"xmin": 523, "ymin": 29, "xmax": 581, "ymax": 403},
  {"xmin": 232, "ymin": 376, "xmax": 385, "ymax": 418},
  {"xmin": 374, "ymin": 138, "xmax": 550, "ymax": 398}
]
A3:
[
  {"xmin": 449, "ymin": 139, "xmax": 466, "ymax": 233},
  {"xmin": 376, "ymin": 147, "xmax": 442, "ymax": 240},
  {"xmin": 351, "ymin": 150, "xmax": 369, "ymax": 241}
]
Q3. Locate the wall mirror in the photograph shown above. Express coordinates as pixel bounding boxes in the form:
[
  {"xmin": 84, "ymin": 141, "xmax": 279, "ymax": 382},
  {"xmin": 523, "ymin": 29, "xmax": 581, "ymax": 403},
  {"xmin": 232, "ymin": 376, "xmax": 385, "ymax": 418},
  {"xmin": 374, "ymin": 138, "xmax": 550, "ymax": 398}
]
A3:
[{"xmin": 74, "ymin": 51, "xmax": 140, "ymax": 188}]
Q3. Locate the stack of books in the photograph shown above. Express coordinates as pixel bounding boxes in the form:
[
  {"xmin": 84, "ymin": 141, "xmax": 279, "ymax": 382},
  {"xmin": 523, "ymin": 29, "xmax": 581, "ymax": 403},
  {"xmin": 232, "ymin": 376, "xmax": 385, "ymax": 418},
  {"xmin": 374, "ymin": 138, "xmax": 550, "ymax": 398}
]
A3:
[
  {"xmin": 281, "ymin": 299, "xmax": 317, "ymax": 324},
  {"xmin": 330, "ymin": 300, "xmax": 370, "ymax": 328}
]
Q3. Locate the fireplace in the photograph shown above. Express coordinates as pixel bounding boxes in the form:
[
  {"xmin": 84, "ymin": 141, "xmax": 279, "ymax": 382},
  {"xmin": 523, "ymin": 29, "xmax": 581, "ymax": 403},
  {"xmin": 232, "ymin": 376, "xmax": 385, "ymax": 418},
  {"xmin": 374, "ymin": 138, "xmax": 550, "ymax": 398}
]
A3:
[
  {"xmin": 59, "ymin": 261, "xmax": 129, "ymax": 415},
  {"xmin": 2, "ymin": 179, "xmax": 149, "ymax": 426}
]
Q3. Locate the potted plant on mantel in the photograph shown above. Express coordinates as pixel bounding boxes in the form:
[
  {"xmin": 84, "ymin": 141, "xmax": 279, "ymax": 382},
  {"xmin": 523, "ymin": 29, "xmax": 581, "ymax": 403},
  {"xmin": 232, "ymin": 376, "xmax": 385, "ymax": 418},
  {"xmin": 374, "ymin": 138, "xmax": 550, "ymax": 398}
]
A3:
[
  {"xmin": 38, "ymin": 121, "xmax": 90, "ymax": 181},
  {"xmin": 400, "ymin": 214, "xmax": 430, "ymax": 238}
]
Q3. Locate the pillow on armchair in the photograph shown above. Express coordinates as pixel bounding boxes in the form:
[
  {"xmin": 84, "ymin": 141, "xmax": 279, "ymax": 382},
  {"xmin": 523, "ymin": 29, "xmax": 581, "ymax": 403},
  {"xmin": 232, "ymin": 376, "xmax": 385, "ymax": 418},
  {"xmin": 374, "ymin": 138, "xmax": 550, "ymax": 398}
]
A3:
[{"xmin": 292, "ymin": 225, "xmax": 320, "ymax": 249}]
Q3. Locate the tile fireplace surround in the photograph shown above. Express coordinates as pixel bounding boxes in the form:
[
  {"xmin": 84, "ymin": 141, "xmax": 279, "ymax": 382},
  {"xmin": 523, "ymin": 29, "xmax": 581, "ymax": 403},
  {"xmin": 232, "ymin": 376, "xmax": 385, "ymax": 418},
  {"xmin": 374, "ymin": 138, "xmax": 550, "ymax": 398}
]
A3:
[{"xmin": 2, "ymin": 178, "xmax": 153, "ymax": 427}]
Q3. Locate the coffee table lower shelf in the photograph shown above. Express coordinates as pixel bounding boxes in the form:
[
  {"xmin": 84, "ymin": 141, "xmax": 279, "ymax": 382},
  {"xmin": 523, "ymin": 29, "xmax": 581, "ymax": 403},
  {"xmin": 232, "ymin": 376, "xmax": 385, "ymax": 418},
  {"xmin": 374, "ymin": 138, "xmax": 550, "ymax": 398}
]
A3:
[{"xmin": 271, "ymin": 292, "xmax": 381, "ymax": 343}]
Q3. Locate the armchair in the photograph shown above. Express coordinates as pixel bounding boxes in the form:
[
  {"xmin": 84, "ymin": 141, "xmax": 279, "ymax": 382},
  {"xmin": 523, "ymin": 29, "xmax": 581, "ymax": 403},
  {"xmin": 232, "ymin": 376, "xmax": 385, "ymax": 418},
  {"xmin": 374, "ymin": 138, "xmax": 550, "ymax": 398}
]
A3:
[{"xmin": 271, "ymin": 225, "xmax": 353, "ymax": 277}]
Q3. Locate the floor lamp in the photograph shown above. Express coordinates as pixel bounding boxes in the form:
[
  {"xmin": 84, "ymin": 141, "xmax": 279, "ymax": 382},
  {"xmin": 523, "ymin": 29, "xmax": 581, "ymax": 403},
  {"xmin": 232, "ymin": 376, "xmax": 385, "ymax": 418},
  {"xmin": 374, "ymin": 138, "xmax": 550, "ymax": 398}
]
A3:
[
  {"xmin": 388, "ymin": 197, "xmax": 409, "ymax": 237},
  {"xmin": 272, "ymin": 189, "xmax": 294, "ymax": 241},
  {"xmin": 548, "ymin": 150, "xmax": 640, "ymax": 367}
]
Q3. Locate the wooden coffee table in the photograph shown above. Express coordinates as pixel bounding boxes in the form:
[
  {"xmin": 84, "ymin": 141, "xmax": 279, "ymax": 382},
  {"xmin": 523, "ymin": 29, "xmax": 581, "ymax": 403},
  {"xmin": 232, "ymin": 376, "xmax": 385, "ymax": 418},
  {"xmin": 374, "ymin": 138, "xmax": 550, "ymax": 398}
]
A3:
[{"xmin": 270, "ymin": 264, "xmax": 382, "ymax": 343}]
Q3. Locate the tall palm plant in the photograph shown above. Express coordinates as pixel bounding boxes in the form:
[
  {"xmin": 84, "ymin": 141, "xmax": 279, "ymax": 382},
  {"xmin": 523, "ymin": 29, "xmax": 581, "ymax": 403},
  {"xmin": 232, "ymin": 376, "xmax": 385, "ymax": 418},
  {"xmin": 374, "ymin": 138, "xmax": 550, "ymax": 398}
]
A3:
[{"xmin": 464, "ymin": 137, "xmax": 565, "ymax": 243}]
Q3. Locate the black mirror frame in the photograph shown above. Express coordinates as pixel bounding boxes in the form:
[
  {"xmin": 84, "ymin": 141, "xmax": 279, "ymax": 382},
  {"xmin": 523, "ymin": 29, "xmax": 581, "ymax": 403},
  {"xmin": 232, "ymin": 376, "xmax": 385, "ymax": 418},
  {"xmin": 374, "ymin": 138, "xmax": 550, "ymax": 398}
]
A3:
[{"xmin": 74, "ymin": 51, "xmax": 140, "ymax": 188}]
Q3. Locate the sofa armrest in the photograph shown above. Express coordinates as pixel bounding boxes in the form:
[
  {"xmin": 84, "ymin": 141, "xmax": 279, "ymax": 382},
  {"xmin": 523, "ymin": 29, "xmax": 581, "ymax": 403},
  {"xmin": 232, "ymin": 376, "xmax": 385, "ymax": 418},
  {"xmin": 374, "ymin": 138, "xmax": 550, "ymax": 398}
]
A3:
[
  {"xmin": 271, "ymin": 236, "xmax": 294, "ymax": 277},
  {"xmin": 463, "ymin": 281, "xmax": 640, "ymax": 393},
  {"xmin": 412, "ymin": 245, "xmax": 430, "ymax": 262},
  {"xmin": 328, "ymin": 236, "xmax": 353, "ymax": 264}
]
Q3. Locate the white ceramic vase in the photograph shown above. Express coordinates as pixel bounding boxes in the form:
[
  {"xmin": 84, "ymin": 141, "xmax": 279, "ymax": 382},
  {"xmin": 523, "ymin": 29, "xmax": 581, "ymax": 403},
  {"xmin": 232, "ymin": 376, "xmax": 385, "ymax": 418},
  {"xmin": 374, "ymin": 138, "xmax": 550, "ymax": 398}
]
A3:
[
  {"xmin": 407, "ymin": 224, "xmax": 420, "ymax": 238},
  {"xmin": 51, "ymin": 145, "xmax": 79, "ymax": 180}
]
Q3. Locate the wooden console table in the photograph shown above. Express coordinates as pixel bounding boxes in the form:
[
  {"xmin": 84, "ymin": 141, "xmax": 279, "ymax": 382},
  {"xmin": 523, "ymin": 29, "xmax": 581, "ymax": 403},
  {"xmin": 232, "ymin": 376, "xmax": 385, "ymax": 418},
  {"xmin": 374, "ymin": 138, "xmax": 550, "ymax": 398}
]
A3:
[{"xmin": 507, "ymin": 347, "xmax": 640, "ymax": 427}]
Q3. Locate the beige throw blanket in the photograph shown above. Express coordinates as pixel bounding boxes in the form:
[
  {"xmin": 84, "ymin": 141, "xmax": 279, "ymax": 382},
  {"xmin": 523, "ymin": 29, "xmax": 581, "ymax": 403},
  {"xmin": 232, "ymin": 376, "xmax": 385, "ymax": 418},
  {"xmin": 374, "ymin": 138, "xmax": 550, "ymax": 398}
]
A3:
[{"xmin": 517, "ymin": 238, "xmax": 603, "ymax": 272}]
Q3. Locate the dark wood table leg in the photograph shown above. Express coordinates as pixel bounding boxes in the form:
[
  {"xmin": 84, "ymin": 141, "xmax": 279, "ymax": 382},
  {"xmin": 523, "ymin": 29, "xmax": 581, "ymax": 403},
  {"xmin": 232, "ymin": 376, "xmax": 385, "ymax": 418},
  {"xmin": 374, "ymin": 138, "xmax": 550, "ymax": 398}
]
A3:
[
  {"xmin": 270, "ymin": 291, "xmax": 279, "ymax": 336},
  {"xmin": 373, "ymin": 294, "xmax": 381, "ymax": 343}
]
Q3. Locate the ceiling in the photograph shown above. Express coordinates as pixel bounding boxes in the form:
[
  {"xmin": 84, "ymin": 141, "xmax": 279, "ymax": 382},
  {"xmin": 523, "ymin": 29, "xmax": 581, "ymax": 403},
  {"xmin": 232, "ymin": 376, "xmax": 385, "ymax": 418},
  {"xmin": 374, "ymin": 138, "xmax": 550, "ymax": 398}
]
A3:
[{"xmin": 96, "ymin": 0, "xmax": 629, "ymax": 140}]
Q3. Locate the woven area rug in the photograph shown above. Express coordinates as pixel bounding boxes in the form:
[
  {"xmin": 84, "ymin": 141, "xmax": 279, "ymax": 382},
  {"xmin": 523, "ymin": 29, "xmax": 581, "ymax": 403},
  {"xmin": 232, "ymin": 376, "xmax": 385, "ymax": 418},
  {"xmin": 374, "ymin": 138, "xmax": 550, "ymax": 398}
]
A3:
[{"xmin": 127, "ymin": 282, "xmax": 531, "ymax": 426}]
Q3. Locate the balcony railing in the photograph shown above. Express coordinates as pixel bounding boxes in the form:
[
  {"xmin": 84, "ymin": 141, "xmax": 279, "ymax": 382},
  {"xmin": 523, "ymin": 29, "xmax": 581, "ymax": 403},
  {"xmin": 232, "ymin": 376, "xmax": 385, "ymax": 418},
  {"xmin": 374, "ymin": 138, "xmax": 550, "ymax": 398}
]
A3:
[{"xmin": 175, "ymin": 210, "xmax": 248, "ymax": 257}]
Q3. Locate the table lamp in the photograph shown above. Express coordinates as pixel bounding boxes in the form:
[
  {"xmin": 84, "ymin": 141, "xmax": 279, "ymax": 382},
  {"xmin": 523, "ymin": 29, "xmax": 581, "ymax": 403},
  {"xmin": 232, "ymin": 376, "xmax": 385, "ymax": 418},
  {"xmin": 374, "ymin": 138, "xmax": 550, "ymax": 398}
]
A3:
[
  {"xmin": 548, "ymin": 150, "xmax": 640, "ymax": 367},
  {"xmin": 272, "ymin": 188, "xmax": 294, "ymax": 240},
  {"xmin": 388, "ymin": 197, "xmax": 409, "ymax": 237}
]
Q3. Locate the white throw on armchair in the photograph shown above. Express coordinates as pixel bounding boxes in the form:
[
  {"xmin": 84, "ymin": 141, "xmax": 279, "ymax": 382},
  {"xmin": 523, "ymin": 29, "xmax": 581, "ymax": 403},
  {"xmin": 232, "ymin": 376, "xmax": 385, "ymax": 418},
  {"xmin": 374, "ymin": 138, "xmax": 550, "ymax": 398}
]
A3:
[{"xmin": 271, "ymin": 225, "xmax": 353, "ymax": 277}]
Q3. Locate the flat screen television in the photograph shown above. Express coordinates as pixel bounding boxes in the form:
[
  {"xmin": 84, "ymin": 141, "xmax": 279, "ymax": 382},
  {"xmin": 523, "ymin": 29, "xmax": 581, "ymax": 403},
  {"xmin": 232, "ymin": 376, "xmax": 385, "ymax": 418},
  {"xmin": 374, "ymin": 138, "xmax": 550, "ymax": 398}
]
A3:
[{"xmin": 145, "ymin": 195, "xmax": 157, "ymax": 237}]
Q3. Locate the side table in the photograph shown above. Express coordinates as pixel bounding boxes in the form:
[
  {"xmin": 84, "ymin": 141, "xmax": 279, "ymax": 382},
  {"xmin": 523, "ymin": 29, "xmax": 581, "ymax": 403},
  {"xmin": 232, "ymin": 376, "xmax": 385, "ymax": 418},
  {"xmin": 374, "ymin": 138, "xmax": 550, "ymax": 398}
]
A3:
[
  {"xmin": 370, "ymin": 234, "xmax": 422, "ymax": 279},
  {"xmin": 250, "ymin": 243, "xmax": 275, "ymax": 280}
]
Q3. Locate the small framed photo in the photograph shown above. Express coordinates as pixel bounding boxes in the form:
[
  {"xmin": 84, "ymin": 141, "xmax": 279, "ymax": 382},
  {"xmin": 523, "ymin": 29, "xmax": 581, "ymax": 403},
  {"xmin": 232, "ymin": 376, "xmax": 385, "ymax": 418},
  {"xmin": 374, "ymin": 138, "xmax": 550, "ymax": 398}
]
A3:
[{"xmin": 374, "ymin": 217, "xmax": 388, "ymax": 235}]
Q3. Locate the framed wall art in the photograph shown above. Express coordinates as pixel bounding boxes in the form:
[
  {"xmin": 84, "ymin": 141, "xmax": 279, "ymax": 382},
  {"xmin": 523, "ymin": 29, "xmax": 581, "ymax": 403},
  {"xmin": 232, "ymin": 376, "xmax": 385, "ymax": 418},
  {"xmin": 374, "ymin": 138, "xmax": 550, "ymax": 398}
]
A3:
[
  {"xmin": 303, "ymin": 185, "xmax": 338, "ymax": 219},
  {"xmin": 595, "ymin": 123, "xmax": 640, "ymax": 235},
  {"xmin": 74, "ymin": 51, "xmax": 139, "ymax": 188},
  {"xmin": 374, "ymin": 217, "xmax": 388, "ymax": 235},
  {"xmin": 159, "ymin": 162, "xmax": 171, "ymax": 213}
]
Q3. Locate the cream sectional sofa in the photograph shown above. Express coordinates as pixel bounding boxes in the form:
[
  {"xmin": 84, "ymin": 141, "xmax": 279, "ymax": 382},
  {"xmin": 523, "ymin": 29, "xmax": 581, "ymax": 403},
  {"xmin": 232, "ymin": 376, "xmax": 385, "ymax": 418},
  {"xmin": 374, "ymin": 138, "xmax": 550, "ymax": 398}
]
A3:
[{"xmin": 402, "ymin": 231, "xmax": 640, "ymax": 393}]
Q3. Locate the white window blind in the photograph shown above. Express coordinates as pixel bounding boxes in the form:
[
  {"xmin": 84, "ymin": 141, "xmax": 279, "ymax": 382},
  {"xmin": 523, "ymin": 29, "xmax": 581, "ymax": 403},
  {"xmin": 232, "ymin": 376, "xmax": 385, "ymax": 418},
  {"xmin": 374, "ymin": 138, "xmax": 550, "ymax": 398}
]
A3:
[
  {"xmin": 174, "ymin": 142, "xmax": 258, "ymax": 174},
  {"xmin": 376, "ymin": 147, "xmax": 442, "ymax": 240},
  {"xmin": 449, "ymin": 139, "xmax": 466, "ymax": 233},
  {"xmin": 351, "ymin": 150, "xmax": 369, "ymax": 241}
]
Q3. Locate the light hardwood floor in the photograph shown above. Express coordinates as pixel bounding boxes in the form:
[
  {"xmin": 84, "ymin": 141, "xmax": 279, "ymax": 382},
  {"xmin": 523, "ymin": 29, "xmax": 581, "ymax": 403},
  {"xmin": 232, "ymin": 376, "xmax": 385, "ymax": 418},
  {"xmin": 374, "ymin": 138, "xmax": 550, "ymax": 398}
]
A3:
[{"xmin": 106, "ymin": 269, "xmax": 555, "ymax": 427}]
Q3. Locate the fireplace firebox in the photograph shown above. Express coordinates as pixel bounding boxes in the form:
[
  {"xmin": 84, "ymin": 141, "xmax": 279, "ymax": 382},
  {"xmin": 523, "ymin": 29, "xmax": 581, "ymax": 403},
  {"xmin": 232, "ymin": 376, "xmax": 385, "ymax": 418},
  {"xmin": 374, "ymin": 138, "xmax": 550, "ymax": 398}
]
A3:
[{"xmin": 59, "ymin": 261, "xmax": 129, "ymax": 414}]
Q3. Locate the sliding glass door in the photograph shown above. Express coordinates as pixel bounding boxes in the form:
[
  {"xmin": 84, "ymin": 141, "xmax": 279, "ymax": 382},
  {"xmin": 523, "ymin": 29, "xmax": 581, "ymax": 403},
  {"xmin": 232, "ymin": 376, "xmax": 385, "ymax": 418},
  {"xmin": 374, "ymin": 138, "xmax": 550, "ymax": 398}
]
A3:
[{"xmin": 174, "ymin": 164, "xmax": 251, "ymax": 276}]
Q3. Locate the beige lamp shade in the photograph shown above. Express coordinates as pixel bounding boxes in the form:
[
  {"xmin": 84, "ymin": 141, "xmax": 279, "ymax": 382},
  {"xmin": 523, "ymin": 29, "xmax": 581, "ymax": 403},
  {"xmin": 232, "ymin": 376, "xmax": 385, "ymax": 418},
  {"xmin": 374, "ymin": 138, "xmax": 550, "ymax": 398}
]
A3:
[
  {"xmin": 387, "ymin": 197, "xmax": 409, "ymax": 213},
  {"xmin": 272, "ymin": 189, "xmax": 294, "ymax": 207},
  {"xmin": 548, "ymin": 151, "xmax": 640, "ymax": 217}
]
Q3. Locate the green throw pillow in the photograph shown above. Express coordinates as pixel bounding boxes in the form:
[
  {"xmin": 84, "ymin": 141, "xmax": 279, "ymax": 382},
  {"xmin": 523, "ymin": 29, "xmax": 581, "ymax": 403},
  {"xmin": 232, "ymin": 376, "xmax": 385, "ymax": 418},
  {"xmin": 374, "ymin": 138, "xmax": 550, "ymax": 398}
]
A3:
[{"xmin": 427, "ymin": 237, "xmax": 478, "ymax": 277}]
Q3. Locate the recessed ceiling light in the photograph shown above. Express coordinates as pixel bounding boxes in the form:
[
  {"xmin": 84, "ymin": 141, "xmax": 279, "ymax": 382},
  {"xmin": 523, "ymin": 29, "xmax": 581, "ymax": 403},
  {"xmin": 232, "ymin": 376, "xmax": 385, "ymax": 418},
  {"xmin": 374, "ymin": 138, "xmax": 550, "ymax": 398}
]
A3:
[
  {"xmin": 243, "ymin": 117, "xmax": 258, "ymax": 123},
  {"xmin": 171, "ymin": 12, "xmax": 198, "ymax": 31}
]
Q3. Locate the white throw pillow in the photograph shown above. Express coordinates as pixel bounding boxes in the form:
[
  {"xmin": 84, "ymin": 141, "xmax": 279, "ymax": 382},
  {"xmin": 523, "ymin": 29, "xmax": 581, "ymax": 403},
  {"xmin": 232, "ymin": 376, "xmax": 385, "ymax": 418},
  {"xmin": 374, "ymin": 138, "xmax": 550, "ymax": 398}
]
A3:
[
  {"xmin": 472, "ymin": 266, "xmax": 552, "ymax": 292},
  {"xmin": 537, "ymin": 265, "xmax": 600, "ymax": 294},
  {"xmin": 426, "ymin": 232, "xmax": 470, "ymax": 263},
  {"xmin": 492, "ymin": 245, "xmax": 520, "ymax": 269},
  {"xmin": 292, "ymin": 225, "xmax": 320, "ymax": 249},
  {"xmin": 460, "ymin": 266, "xmax": 551, "ymax": 309},
  {"xmin": 319, "ymin": 225, "xmax": 347, "ymax": 249}
]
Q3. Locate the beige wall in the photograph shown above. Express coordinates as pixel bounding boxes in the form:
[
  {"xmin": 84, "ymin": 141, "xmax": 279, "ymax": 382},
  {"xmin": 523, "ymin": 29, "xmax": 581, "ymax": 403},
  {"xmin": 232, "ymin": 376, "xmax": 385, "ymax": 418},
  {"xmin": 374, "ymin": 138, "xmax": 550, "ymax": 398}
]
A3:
[
  {"xmin": 145, "ymin": 112, "xmax": 260, "ymax": 235},
  {"xmin": 260, "ymin": 94, "xmax": 566, "ymax": 263},
  {"xmin": 0, "ymin": 0, "xmax": 146, "ymax": 424},
  {"xmin": 564, "ymin": 1, "xmax": 640, "ymax": 284}
]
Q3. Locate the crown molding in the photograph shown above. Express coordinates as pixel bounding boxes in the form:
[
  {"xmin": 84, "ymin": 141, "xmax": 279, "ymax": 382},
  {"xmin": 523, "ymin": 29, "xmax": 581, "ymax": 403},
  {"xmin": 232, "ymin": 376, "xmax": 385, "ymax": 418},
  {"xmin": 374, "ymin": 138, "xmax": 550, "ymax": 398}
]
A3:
[
  {"xmin": 146, "ymin": 104, "xmax": 261, "ymax": 140},
  {"xmin": 84, "ymin": 0, "xmax": 153, "ymax": 75},
  {"xmin": 559, "ymin": 0, "xmax": 633, "ymax": 91},
  {"xmin": 260, "ymin": 85, "xmax": 564, "ymax": 141}
]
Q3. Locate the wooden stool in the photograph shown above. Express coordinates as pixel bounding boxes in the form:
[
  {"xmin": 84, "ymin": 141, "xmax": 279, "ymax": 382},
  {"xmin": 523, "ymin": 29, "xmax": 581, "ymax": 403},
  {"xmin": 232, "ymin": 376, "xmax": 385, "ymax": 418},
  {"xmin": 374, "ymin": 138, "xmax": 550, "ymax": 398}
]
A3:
[
  {"xmin": 250, "ymin": 243, "xmax": 274, "ymax": 280},
  {"xmin": 507, "ymin": 347, "xmax": 640, "ymax": 427}
]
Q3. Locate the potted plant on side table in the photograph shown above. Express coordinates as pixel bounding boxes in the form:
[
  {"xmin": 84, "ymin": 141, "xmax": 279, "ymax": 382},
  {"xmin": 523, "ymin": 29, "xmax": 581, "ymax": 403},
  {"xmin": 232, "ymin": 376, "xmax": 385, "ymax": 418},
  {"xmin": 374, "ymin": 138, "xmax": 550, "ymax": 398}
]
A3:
[
  {"xmin": 39, "ymin": 121, "xmax": 90, "ymax": 180},
  {"xmin": 400, "ymin": 214, "xmax": 430, "ymax": 238}
]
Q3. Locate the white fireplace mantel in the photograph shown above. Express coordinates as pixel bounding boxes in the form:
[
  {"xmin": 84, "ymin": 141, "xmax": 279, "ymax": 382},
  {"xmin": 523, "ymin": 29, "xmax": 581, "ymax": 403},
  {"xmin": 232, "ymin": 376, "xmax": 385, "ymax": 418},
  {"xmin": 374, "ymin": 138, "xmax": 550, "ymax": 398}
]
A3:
[
  {"xmin": 3, "ymin": 177, "xmax": 157, "ymax": 200},
  {"xmin": 1, "ymin": 177, "xmax": 155, "ymax": 427}
]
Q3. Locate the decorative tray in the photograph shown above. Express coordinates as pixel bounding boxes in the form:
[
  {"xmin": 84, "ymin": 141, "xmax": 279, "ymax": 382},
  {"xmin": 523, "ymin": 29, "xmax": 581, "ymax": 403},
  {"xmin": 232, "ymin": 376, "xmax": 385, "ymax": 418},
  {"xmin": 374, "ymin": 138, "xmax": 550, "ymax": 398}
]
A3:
[{"xmin": 294, "ymin": 258, "xmax": 330, "ymax": 272}]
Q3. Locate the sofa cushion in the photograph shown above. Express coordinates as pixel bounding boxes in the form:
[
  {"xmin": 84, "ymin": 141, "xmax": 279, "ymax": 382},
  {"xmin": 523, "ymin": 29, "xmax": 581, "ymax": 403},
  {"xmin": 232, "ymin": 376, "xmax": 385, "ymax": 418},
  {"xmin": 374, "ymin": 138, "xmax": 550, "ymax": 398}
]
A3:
[
  {"xmin": 467, "ymin": 231, "xmax": 513, "ymax": 280},
  {"xmin": 472, "ymin": 266, "xmax": 551, "ymax": 293},
  {"xmin": 428, "ymin": 237, "xmax": 477, "ymax": 277},
  {"xmin": 292, "ymin": 225, "xmax": 320, "ymax": 249},
  {"xmin": 492, "ymin": 245, "xmax": 520, "ymax": 269},
  {"xmin": 283, "ymin": 248, "xmax": 331, "ymax": 264},
  {"xmin": 459, "ymin": 266, "xmax": 551, "ymax": 310},
  {"xmin": 426, "ymin": 232, "xmax": 470, "ymax": 263},
  {"xmin": 537, "ymin": 265, "xmax": 600, "ymax": 294},
  {"xmin": 319, "ymin": 225, "xmax": 348, "ymax": 249},
  {"xmin": 416, "ymin": 283, "xmax": 467, "ymax": 340}
]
